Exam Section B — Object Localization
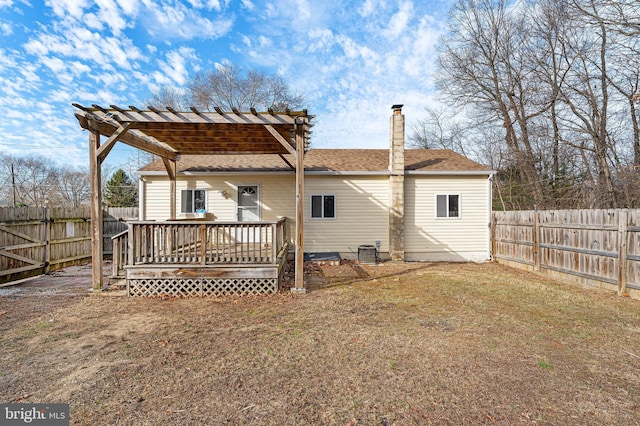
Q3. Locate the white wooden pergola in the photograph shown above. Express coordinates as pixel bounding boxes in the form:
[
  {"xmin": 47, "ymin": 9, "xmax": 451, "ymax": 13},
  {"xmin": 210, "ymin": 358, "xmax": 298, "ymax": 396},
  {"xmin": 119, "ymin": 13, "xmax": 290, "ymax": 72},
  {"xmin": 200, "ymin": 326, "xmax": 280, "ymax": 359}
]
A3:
[{"xmin": 73, "ymin": 103, "xmax": 312, "ymax": 293}]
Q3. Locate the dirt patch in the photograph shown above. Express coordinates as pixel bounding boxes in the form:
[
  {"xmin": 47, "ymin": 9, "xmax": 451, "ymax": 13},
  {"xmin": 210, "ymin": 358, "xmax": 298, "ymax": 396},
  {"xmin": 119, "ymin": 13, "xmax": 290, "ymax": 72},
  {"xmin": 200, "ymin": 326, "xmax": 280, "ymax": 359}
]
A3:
[
  {"xmin": 281, "ymin": 259, "xmax": 429, "ymax": 291},
  {"xmin": 1, "ymin": 261, "xmax": 640, "ymax": 425}
]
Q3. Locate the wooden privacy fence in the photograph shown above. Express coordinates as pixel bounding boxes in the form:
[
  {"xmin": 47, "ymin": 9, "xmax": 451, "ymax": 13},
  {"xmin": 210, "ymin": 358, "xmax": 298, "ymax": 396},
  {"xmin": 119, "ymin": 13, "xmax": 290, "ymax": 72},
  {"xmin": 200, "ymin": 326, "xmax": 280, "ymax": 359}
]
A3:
[
  {"xmin": 0, "ymin": 206, "xmax": 138, "ymax": 284},
  {"xmin": 103, "ymin": 207, "xmax": 138, "ymax": 255},
  {"xmin": 492, "ymin": 209, "xmax": 640, "ymax": 298}
]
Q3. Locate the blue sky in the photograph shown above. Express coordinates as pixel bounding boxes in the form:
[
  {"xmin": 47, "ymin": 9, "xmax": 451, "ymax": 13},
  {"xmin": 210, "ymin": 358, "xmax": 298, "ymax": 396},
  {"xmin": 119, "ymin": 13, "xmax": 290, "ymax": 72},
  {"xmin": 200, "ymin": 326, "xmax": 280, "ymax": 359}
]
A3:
[{"xmin": 0, "ymin": 0, "xmax": 452, "ymax": 171}]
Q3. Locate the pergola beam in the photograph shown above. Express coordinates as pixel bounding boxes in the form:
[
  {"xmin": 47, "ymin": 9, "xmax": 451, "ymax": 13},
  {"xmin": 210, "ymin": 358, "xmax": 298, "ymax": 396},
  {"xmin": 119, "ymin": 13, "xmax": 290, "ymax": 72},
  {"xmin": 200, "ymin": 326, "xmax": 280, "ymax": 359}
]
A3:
[
  {"xmin": 75, "ymin": 113, "xmax": 178, "ymax": 160},
  {"xmin": 96, "ymin": 122, "xmax": 133, "ymax": 162},
  {"xmin": 264, "ymin": 124, "xmax": 296, "ymax": 156}
]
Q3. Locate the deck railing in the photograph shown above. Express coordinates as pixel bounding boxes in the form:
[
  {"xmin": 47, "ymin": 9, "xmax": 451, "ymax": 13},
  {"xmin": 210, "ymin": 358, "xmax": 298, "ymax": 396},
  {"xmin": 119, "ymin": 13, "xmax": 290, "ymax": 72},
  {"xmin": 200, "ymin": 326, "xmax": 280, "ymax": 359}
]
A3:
[
  {"xmin": 111, "ymin": 229, "xmax": 129, "ymax": 277},
  {"xmin": 115, "ymin": 218, "xmax": 287, "ymax": 268}
]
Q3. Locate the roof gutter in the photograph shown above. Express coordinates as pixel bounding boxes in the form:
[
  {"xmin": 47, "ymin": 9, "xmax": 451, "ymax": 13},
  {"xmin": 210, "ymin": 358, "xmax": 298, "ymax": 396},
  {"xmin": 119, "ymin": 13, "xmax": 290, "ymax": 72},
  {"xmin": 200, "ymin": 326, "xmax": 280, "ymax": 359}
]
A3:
[
  {"xmin": 406, "ymin": 170, "xmax": 496, "ymax": 176},
  {"xmin": 138, "ymin": 169, "xmax": 496, "ymax": 177}
]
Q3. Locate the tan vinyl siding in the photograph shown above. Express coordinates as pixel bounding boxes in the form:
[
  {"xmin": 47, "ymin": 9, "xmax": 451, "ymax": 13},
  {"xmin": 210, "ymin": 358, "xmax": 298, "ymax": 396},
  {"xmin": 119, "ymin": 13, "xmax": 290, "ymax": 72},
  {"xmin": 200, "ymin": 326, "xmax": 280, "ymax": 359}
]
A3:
[
  {"xmin": 144, "ymin": 174, "xmax": 389, "ymax": 253},
  {"xmin": 304, "ymin": 176, "xmax": 389, "ymax": 253},
  {"xmin": 143, "ymin": 174, "xmax": 296, "ymax": 236},
  {"xmin": 142, "ymin": 177, "xmax": 171, "ymax": 220},
  {"xmin": 405, "ymin": 175, "xmax": 490, "ymax": 261},
  {"xmin": 176, "ymin": 178, "xmax": 235, "ymax": 220},
  {"xmin": 143, "ymin": 173, "xmax": 491, "ymax": 260}
]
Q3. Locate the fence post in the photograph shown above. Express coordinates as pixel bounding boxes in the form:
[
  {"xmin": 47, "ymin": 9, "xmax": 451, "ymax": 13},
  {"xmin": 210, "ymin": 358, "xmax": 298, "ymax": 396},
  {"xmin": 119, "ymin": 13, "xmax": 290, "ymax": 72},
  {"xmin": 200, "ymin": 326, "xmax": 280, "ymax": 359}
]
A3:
[
  {"xmin": 618, "ymin": 209, "xmax": 628, "ymax": 296},
  {"xmin": 44, "ymin": 205, "xmax": 51, "ymax": 274},
  {"xmin": 533, "ymin": 210, "xmax": 540, "ymax": 272},
  {"xmin": 490, "ymin": 212, "xmax": 496, "ymax": 261}
]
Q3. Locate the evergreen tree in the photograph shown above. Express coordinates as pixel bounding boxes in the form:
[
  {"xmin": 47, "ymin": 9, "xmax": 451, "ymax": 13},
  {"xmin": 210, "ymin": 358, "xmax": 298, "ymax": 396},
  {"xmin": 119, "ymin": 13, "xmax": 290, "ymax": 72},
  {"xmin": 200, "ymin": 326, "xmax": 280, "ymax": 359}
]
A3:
[{"xmin": 104, "ymin": 169, "xmax": 138, "ymax": 207}]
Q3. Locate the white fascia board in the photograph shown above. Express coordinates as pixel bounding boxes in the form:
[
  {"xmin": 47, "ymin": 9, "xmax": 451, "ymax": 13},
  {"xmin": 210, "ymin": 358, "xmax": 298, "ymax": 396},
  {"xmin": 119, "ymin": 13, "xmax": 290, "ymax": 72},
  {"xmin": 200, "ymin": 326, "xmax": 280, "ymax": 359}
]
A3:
[
  {"xmin": 304, "ymin": 171, "xmax": 388, "ymax": 176},
  {"xmin": 137, "ymin": 170, "xmax": 294, "ymax": 176},
  {"xmin": 181, "ymin": 171, "xmax": 294, "ymax": 176},
  {"xmin": 138, "ymin": 169, "xmax": 496, "ymax": 177},
  {"xmin": 138, "ymin": 171, "xmax": 169, "ymax": 176},
  {"xmin": 139, "ymin": 170, "xmax": 389, "ymax": 177},
  {"xmin": 406, "ymin": 170, "xmax": 496, "ymax": 176}
]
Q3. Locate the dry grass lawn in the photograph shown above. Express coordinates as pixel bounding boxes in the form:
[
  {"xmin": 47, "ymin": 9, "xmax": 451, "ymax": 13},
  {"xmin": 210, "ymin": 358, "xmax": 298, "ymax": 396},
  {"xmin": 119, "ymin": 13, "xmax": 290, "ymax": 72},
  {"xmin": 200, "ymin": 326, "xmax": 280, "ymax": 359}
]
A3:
[{"xmin": 1, "ymin": 261, "xmax": 640, "ymax": 425}]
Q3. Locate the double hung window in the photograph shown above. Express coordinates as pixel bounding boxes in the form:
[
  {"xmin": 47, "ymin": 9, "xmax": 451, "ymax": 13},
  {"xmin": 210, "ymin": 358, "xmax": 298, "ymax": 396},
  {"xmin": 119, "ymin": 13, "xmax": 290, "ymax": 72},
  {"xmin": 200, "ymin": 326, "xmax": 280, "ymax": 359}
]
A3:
[
  {"xmin": 181, "ymin": 189, "xmax": 206, "ymax": 213},
  {"xmin": 311, "ymin": 195, "xmax": 335, "ymax": 219},
  {"xmin": 436, "ymin": 194, "xmax": 460, "ymax": 218}
]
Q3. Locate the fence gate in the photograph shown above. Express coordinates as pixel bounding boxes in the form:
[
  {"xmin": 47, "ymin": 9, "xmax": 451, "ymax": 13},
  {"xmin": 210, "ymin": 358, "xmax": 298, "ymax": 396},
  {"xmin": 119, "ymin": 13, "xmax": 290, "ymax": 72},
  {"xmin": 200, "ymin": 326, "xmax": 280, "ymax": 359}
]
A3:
[{"xmin": 0, "ymin": 207, "xmax": 48, "ymax": 284}]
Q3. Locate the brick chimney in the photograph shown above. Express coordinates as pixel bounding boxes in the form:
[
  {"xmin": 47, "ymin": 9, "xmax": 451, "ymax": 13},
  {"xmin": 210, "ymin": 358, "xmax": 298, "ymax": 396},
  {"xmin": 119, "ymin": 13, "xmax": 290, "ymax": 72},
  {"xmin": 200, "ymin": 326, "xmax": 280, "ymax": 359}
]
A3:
[{"xmin": 389, "ymin": 104, "xmax": 405, "ymax": 261}]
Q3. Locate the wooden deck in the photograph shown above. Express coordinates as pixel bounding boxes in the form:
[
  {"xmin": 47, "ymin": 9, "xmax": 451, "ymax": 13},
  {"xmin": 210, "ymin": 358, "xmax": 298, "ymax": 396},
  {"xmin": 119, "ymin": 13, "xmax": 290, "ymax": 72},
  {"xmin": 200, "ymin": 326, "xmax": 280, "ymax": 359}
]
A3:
[{"xmin": 112, "ymin": 218, "xmax": 288, "ymax": 296}]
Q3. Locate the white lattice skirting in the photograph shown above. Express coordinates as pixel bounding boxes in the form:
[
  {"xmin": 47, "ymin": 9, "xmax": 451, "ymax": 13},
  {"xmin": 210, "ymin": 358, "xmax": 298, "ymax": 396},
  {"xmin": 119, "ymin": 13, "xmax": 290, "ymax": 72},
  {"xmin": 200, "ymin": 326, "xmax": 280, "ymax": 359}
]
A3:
[{"xmin": 128, "ymin": 277, "xmax": 278, "ymax": 297}]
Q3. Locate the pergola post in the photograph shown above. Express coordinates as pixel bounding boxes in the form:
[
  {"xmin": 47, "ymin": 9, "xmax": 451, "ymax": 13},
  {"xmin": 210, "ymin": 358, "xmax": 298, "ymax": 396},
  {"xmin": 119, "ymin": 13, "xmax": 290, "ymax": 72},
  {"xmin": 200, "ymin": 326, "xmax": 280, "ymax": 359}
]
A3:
[
  {"xmin": 162, "ymin": 158, "xmax": 177, "ymax": 220},
  {"xmin": 89, "ymin": 129, "xmax": 104, "ymax": 291},
  {"xmin": 293, "ymin": 119, "xmax": 306, "ymax": 293}
]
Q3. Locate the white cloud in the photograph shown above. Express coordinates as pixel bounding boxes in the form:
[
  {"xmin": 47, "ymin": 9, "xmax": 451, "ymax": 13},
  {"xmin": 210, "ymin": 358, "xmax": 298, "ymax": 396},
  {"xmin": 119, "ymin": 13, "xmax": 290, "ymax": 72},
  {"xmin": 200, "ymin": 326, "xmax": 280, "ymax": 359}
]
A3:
[
  {"xmin": 206, "ymin": 0, "xmax": 222, "ymax": 10},
  {"xmin": 115, "ymin": 0, "xmax": 137, "ymax": 15},
  {"xmin": 240, "ymin": 0, "xmax": 254, "ymax": 11},
  {"xmin": 83, "ymin": 12, "xmax": 104, "ymax": 31},
  {"xmin": 402, "ymin": 15, "xmax": 442, "ymax": 79},
  {"xmin": 258, "ymin": 0, "xmax": 335, "ymax": 34},
  {"xmin": 0, "ymin": 0, "xmax": 14, "ymax": 7},
  {"xmin": 41, "ymin": 55, "xmax": 66, "ymax": 73},
  {"xmin": 263, "ymin": 2, "xmax": 276, "ymax": 18},
  {"xmin": 150, "ymin": 70, "xmax": 172, "ymax": 86},
  {"xmin": 44, "ymin": 0, "xmax": 137, "ymax": 37},
  {"xmin": 69, "ymin": 61, "xmax": 91, "ymax": 75},
  {"xmin": 157, "ymin": 47, "xmax": 196, "ymax": 85},
  {"xmin": 258, "ymin": 35, "xmax": 271, "ymax": 47},
  {"xmin": 307, "ymin": 28, "xmax": 334, "ymax": 52},
  {"xmin": 185, "ymin": 0, "xmax": 223, "ymax": 9},
  {"xmin": 0, "ymin": 48, "xmax": 17, "ymax": 71},
  {"xmin": 358, "ymin": 0, "xmax": 382, "ymax": 17},
  {"xmin": 142, "ymin": 2, "xmax": 233, "ymax": 40},
  {"xmin": 20, "ymin": 63, "xmax": 40, "ymax": 84},
  {"xmin": 45, "ymin": 0, "xmax": 88, "ymax": 19},
  {"xmin": 25, "ymin": 27, "xmax": 144, "ymax": 71},
  {"xmin": 296, "ymin": 0, "xmax": 311, "ymax": 20},
  {"xmin": 94, "ymin": 0, "xmax": 130, "ymax": 36},
  {"xmin": 384, "ymin": 1, "xmax": 413, "ymax": 39},
  {"xmin": 335, "ymin": 34, "xmax": 378, "ymax": 64},
  {"xmin": 0, "ymin": 21, "xmax": 12, "ymax": 35}
]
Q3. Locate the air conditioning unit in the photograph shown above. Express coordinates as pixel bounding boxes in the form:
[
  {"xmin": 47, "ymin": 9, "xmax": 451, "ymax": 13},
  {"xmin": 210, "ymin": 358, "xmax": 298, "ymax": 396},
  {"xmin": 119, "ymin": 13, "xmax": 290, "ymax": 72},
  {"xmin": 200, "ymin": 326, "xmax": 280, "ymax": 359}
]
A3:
[{"xmin": 358, "ymin": 245, "xmax": 377, "ymax": 264}]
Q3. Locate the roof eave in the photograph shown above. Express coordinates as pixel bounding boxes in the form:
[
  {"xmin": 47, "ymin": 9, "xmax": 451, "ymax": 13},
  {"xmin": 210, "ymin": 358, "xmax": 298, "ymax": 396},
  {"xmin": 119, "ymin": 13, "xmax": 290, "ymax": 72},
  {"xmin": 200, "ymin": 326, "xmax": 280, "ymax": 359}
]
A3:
[
  {"xmin": 406, "ymin": 170, "xmax": 496, "ymax": 176},
  {"xmin": 139, "ymin": 169, "xmax": 496, "ymax": 176}
]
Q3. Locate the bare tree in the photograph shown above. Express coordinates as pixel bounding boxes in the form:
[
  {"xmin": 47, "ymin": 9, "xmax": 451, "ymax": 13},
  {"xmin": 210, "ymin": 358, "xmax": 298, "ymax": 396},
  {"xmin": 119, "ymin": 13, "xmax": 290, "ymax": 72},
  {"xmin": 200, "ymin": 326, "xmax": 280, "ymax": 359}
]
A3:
[
  {"xmin": 437, "ymin": 0, "xmax": 552, "ymax": 208},
  {"xmin": 55, "ymin": 167, "xmax": 91, "ymax": 207},
  {"xmin": 408, "ymin": 106, "xmax": 508, "ymax": 169},
  {"xmin": 422, "ymin": 0, "xmax": 640, "ymax": 209},
  {"xmin": 0, "ymin": 154, "xmax": 91, "ymax": 207},
  {"xmin": 149, "ymin": 64, "xmax": 304, "ymax": 112},
  {"xmin": 0, "ymin": 156, "xmax": 58, "ymax": 207},
  {"xmin": 148, "ymin": 86, "xmax": 188, "ymax": 110}
]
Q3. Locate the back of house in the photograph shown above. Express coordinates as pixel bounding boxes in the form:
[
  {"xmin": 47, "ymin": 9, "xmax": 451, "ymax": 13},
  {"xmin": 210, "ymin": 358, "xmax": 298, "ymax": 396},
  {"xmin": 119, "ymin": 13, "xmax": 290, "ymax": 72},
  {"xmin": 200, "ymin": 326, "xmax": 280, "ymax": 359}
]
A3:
[{"xmin": 137, "ymin": 105, "xmax": 494, "ymax": 262}]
